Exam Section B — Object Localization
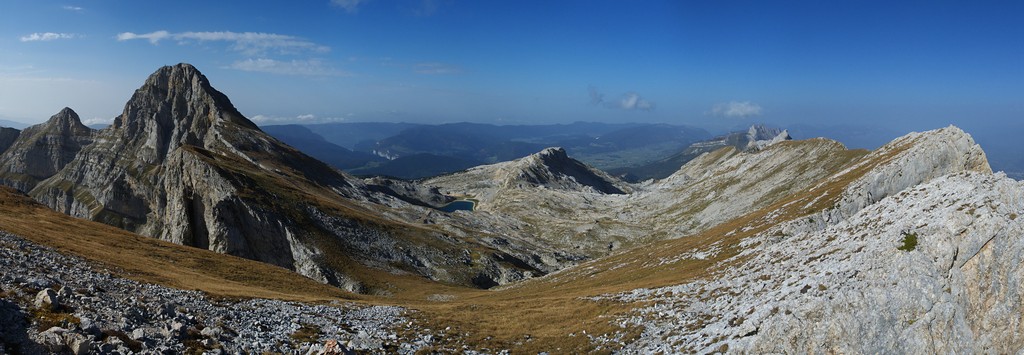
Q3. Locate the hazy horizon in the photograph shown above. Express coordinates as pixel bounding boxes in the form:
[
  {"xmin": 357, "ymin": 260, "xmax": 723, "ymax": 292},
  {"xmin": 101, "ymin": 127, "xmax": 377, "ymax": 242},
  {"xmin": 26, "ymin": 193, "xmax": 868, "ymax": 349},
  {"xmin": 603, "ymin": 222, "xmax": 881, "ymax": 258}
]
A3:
[{"xmin": 1, "ymin": 1, "xmax": 1021, "ymax": 135}]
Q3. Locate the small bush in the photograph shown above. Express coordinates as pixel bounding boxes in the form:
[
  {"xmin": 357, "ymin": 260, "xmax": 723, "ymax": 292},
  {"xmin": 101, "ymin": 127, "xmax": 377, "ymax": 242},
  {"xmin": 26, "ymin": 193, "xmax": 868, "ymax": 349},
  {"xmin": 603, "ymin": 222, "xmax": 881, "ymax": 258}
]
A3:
[
  {"xmin": 29, "ymin": 307, "xmax": 80, "ymax": 330},
  {"xmin": 290, "ymin": 324, "xmax": 320, "ymax": 344},
  {"xmin": 897, "ymin": 231, "xmax": 918, "ymax": 252}
]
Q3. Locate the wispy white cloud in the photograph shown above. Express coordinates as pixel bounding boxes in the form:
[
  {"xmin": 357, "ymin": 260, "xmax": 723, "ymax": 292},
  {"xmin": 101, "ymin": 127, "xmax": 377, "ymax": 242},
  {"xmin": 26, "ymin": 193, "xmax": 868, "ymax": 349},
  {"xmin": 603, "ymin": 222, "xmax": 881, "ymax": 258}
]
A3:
[
  {"xmin": 227, "ymin": 58, "xmax": 349, "ymax": 77},
  {"xmin": 116, "ymin": 30, "xmax": 169, "ymax": 44},
  {"xmin": 331, "ymin": 0, "xmax": 368, "ymax": 13},
  {"xmin": 588, "ymin": 86, "xmax": 655, "ymax": 111},
  {"xmin": 82, "ymin": 117, "xmax": 114, "ymax": 126},
  {"xmin": 116, "ymin": 31, "xmax": 328, "ymax": 55},
  {"xmin": 619, "ymin": 92, "xmax": 654, "ymax": 111},
  {"xmin": 250, "ymin": 113, "xmax": 350, "ymax": 124},
  {"xmin": 20, "ymin": 32, "xmax": 77, "ymax": 42},
  {"xmin": 62, "ymin": 5, "xmax": 83, "ymax": 11},
  {"xmin": 414, "ymin": 62, "xmax": 461, "ymax": 75},
  {"xmin": 709, "ymin": 101, "xmax": 763, "ymax": 118}
]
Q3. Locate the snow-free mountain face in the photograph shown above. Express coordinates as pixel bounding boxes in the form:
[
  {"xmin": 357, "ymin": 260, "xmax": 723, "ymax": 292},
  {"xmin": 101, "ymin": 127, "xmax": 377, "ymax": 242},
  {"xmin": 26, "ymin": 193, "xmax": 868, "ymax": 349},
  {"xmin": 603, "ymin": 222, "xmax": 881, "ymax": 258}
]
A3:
[
  {"xmin": 1, "ymin": 64, "xmax": 1020, "ymax": 353},
  {"xmin": 428, "ymin": 134, "xmax": 851, "ymax": 256},
  {"xmin": 0, "ymin": 64, "xmax": 588, "ymax": 293},
  {"xmin": 0, "ymin": 107, "xmax": 95, "ymax": 192}
]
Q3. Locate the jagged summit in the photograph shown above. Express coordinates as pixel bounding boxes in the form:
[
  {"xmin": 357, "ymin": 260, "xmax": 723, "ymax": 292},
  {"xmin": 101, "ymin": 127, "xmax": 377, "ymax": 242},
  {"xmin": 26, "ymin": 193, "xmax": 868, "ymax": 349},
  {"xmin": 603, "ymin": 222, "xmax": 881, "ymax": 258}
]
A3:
[
  {"xmin": 744, "ymin": 124, "xmax": 791, "ymax": 150},
  {"xmin": 427, "ymin": 146, "xmax": 632, "ymax": 196},
  {"xmin": 0, "ymin": 107, "xmax": 95, "ymax": 191},
  {"xmin": 116, "ymin": 63, "xmax": 253, "ymax": 127},
  {"xmin": 48, "ymin": 107, "xmax": 89, "ymax": 131},
  {"xmin": 745, "ymin": 124, "xmax": 784, "ymax": 141},
  {"xmin": 111, "ymin": 63, "xmax": 260, "ymax": 164},
  {"xmin": 0, "ymin": 107, "xmax": 96, "ymax": 193},
  {"xmin": 502, "ymin": 147, "xmax": 631, "ymax": 194},
  {"xmin": 536, "ymin": 146, "xmax": 568, "ymax": 158}
]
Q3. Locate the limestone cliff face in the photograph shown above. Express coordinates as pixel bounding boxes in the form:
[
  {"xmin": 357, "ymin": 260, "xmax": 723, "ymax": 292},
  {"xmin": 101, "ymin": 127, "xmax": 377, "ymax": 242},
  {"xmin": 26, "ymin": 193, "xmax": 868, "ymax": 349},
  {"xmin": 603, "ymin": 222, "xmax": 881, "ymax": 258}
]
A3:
[
  {"xmin": 744, "ymin": 125, "xmax": 791, "ymax": 151},
  {"xmin": 620, "ymin": 171, "xmax": 1024, "ymax": 353},
  {"xmin": 793, "ymin": 125, "xmax": 991, "ymax": 233},
  {"xmin": 0, "ymin": 108, "xmax": 94, "ymax": 191},
  {"xmin": 613, "ymin": 127, "xmax": 1016, "ymax": 353},
  {"xmin": 27, "ymin": 65, "xmax": 323, "ymax": 270},
  {"xmin": 8, "ymin": 64, "xmax": 573, "ymax": 292}
]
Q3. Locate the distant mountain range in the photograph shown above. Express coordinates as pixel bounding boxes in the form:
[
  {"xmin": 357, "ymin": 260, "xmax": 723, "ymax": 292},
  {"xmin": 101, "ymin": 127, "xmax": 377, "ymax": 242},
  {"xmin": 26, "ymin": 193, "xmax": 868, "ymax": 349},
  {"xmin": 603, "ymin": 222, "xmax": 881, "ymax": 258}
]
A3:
[
  {"xmin": 261, "ymin": 120, "xmax": 1024, "ymax": 182},
  {"xmin": 0, "ymin": 118, "xmax": 28, "ymax": 129},
  {"xmin": 3, "ymin": 63, "xmax": 1024, "ymax": 353},
  {"xmin": 264, "ymin": 121, "xmax": 711, "ymax": 179},
  {"xmin": 608, "ymin": 125, "xmax": 791, "ymax": 182}
]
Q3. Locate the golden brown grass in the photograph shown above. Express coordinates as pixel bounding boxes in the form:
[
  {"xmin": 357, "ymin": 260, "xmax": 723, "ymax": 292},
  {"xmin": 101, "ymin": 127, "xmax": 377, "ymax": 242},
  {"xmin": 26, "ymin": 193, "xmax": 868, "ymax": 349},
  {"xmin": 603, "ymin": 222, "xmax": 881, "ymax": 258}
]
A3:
[
  {"xmin": 0, "ymin": 186, "xmax": 351, "ymax": 302},
  {"xmin": 0, "ymin": 137, "xmax": 910, "ymax": 352}
]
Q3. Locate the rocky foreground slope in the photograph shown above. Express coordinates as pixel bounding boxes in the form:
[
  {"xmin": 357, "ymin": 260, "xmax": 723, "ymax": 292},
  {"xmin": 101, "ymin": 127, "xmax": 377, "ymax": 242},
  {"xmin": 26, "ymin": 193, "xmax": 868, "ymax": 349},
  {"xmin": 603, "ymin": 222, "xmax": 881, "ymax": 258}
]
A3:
[
  {"xmin": 0, "ymin": 231, "xmax": 450, "ymax": 354},
  {"xmin": 613, "ymin": 170, "xmax": 1023, "ymax": 353}
]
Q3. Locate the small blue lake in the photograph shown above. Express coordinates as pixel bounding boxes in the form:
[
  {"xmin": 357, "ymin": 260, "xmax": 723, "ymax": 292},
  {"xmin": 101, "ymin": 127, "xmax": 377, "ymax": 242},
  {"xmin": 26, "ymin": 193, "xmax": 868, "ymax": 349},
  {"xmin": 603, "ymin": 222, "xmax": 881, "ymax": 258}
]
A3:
[{"xmin": 439, "ymin": 200, "xmax": 476, "ymax": 212}]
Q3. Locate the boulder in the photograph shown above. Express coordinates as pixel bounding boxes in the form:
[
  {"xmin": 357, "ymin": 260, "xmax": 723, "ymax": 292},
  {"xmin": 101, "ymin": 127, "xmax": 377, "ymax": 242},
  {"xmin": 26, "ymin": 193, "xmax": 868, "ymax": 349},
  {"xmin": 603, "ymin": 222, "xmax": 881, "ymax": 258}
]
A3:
[
  {"xmin": 34, "ymin": 288, "xmax": 59, "ymax": 311},
  {"xmin": 37, "ymin": 327, "xmax": 68, "ymax": 352},
  {"xmin": 67, "ymin": 333, "xmax": 93, "ymax": 355}
]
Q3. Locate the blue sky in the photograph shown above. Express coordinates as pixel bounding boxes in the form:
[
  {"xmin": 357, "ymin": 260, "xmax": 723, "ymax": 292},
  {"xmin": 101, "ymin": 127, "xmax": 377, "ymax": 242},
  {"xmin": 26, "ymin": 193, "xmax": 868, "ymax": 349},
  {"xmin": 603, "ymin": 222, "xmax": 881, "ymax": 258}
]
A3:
[{"xmin": 0, "ymin": 0, "xmax": 1021, "ymax": 132}]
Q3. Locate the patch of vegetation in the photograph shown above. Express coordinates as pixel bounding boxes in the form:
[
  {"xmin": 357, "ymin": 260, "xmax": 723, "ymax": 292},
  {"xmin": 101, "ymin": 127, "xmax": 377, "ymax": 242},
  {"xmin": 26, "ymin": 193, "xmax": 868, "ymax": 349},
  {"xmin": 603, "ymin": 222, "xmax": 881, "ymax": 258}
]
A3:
[
  {"xmin": 183, "ymin": 339, "xmax": 207, "ymax": 355},
  {"xmin": 29, "ymin": 306, "xmax": 80, "ymax": 330},
  {"xmin": 897, "ymin": 231, "xmax": 918, "ymax": 252},
  {"xmin": 290, "ymin": 324, "xmax": 321, "ymax": 343}
]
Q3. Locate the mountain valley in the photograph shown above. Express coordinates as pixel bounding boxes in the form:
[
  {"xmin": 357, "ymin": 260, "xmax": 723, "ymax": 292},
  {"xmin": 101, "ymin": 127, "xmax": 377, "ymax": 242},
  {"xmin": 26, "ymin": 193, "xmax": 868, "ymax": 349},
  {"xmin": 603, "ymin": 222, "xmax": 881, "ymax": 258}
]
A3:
[{"xmin": 0, "ymin": 64, "xmax": 1021, "ymax": 354}]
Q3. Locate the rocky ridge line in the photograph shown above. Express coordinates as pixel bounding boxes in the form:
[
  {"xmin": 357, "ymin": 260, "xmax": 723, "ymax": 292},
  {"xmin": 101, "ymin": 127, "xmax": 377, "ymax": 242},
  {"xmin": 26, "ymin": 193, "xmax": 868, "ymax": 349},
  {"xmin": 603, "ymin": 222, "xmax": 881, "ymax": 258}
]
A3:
[{"xmin": 604, "ymin": 127, "xmax": 1009, "ymax": 353}]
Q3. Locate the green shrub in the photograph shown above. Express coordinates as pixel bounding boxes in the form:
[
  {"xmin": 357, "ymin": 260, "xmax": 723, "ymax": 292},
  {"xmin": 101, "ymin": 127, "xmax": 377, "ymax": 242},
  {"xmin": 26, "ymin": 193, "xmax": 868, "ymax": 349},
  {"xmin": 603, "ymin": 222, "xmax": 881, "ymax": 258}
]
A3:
[{"xmin": 897, "ymin": 231, "xmax": 918, "ymax": 252}]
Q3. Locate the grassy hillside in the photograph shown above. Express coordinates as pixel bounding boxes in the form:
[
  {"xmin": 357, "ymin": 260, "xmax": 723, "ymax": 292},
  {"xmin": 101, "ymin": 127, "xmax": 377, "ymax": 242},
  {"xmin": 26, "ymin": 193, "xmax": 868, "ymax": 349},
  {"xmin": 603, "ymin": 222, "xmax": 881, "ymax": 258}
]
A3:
[{"xmin": 0, "ymin": 136, "xmax": 910, "ymax": 352}]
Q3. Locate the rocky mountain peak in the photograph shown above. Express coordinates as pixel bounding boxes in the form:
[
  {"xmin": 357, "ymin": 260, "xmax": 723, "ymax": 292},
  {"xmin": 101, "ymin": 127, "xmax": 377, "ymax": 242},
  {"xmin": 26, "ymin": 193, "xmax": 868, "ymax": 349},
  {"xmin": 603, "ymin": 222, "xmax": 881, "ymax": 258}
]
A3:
[
  {"xmin": 111, "ymin": 63, "xmax": 260, "ymax": 164},
  {"xmin": 123, "ymin": 63, "xmax": 254, "ymax": 127},
  {"xmin": 746, "ymin": 124, "xmax": 784, "ymax": 141},
  {"xmin": 534, "ymin": 146, "xmax": 570, "ymax": 162},
  {"xmin": 47, "ymin": 107, "xmax": 88, "ymax": 132},
  {"xmin": 0, "ymin": 107, "xmax": 95, "ymax": 191},
  {"xmin": 500, "ymin": 147, "xmax": 631, "ymax": 194},
  {"xmin": 48, "ymin": 107, "xmax": 85, "ymax": 128},
  {"xmin": 743, "ymin": 124, "xmax": 791, "ymax": 151}
]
